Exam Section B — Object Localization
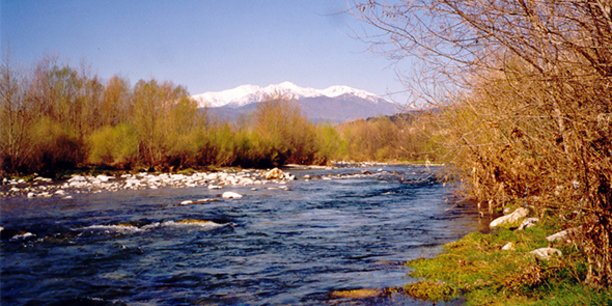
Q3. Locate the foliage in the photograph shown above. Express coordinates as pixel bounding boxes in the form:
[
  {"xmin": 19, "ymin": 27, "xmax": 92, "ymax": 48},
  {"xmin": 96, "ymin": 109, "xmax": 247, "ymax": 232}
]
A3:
[
  {"xmin": 87, "ymin": 124, "xmax": 137, "ymax": 167},
  {"xmin": 29, "ymin": 117, "xmax": 84, "ymax": 175},
  {"xmin": 335, "ymin": 112, "xmax": 444, "ymax": 163},
  {"xmin": 358, "ymin": 0, "xmax": 612, "ymax": 287},
  {"xmin": 404, "ymin": 222, "xmax": 611, "ymax": 305},
  {"xmin": 0, "ymin": 57, "xmax": 443, "ymax": 177}
]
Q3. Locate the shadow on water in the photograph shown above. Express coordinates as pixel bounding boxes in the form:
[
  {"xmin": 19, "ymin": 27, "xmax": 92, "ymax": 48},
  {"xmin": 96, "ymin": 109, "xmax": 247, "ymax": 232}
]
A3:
[{"xmin": 1, "ymin": 165, "xmax": 482, "ymax": 305}]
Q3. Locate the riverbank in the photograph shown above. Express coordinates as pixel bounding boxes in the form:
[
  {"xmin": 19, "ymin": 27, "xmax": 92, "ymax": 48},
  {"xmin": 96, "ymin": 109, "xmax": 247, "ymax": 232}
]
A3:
[
  {"xmin": 402, "ymin": 213, "xmax": 611, "ymax": 305},
  {"xmin": 1, "ymin": 162, "xmax": 443, "ymax": 199}
]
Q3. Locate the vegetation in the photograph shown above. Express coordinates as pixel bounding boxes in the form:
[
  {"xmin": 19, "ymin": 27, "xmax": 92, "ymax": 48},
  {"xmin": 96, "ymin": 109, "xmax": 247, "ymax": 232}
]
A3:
[
  {"xmin": 1, "ymin": 58, "xmax": 441, "ymax": 177},
  {"xmin": 358, "ymin": 0, "xmax": 611, "ymax": 299},
  {"xmin": 404, "ymin": 221, "xmax": 611, "ymax": 305},
  {"xmin": 335, "ymin": 112, "xmax": 443, "ymax": 163}
]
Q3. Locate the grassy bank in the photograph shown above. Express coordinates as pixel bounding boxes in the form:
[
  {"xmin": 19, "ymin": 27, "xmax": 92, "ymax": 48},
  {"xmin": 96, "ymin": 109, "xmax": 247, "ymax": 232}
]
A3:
[{"xmin": 403, "ymin": 219, "xmax": 611, "ymax": 305}]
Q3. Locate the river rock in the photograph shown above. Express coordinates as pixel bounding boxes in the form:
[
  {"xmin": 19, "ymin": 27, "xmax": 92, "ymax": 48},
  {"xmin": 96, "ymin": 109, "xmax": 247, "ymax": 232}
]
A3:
[
  {"xmin": 518, "ymin": 217, "xmax": 539, "ymax": 230},
  {"xmin": 96, "ymin": 174, "xmax": 114, "ymax": 182},
  {"xmin": 530, "ymin": 247, "xmax": 562, "ymax": 260},
  {"xmin": 222, "ymin": 191, "xmax": 243, "ymax": 199},
  {"xmin": 10, "ymin": 232, "xmax": 35, "ymax": 241},
  {"xmin": 489, "ymin": 207, "xmax": 530, "ymax": 228},
  {"xmin": 264, "ymin": 168, "xmax": 286, "ymax": 180},
  {"xmin": 546, "ymin": 227, "xmax": 578, "ymax": 243},
  {"xmin": 33, "ymin": 177, "xmax": 52, "ymax": 183}
]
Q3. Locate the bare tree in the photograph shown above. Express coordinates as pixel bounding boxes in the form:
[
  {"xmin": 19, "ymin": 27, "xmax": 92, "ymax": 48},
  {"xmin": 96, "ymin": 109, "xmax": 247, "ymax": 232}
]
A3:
[{"xmin": 355, "ymin": 0, "xmax": 611, "ymax": 287}]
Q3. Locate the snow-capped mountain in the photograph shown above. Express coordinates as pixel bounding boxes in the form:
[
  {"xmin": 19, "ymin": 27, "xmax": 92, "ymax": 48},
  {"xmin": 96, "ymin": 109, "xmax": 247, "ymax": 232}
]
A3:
[
  {"xmin": 192, "ymin": 81, "xmax": 389, "ymax": 108},
  {"xmin": 192, "ymin": 82, "xmax": 404, "ymax": 123}
]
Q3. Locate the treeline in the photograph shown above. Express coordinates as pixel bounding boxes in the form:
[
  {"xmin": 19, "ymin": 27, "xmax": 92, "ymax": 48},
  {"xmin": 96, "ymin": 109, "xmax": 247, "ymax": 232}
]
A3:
[
  {"xmin": 361, "ymin": 0, "xmax": 611, "ymax": 287},
  {"xmin": 335, "ymin": 112, "xmax": 442, "ymax": 162},
  {"xmin": 0, "ymin": 58, "xmax": 439, "ymax": 176}
]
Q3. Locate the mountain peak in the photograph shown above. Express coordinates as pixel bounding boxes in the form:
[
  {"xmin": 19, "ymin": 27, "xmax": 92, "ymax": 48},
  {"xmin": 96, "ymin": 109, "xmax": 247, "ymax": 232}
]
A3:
[{"xmin": 192, "ymin": 82, "xmax": 390, "ymax": 108}]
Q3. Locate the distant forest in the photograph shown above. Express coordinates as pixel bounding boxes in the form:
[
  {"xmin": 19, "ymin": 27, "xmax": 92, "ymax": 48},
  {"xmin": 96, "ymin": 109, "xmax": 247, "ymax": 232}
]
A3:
[{"xmin": 0, "ymin": 58, "xmax": 443, "ymax": 176}]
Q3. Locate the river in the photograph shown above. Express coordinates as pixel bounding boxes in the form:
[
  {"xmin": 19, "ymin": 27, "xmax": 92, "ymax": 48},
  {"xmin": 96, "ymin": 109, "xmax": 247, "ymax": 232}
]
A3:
[{"xmin": 1, "ymin": 165, "xmax": 482, "ymax": 305}]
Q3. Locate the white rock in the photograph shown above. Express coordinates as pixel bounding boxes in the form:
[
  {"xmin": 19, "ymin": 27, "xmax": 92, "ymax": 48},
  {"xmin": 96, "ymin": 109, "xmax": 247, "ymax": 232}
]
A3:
[
  {"xmin": 240, "ymin": 178, "xmax": 255, "ymax": 185},
  {"xmin": 489, "ymin": 207, "xmax": 530, "ymax": 228},
  {"xmin": 180, "ymin": 200, "xmax": 194, "ymax": 205},
  {"xmin": 501, "ymin": 242, "xmax": 514, "ymax": 251},
  {"xmin": 546, "ymin": 228, "xmax": 578, "ymax": 243},
  {"xmin": 96, "ymin": 174, "xmax": 114, "ymax": 182},
  {"xmin": 0, "ymin": 226, "xmax": 4, "ymax": 232},
  {"xmin": 518, "ymin": 217, "xmax": 539, "ymax": 230},
  {"xmin": 63, "ymin": 196, "xmax": 73, "ymax": 199},
  {"xmin": 530, "ymin": 247, "xmax": 562, "ymax": 260},
  {"xmin": 10, "ymin": 232, "xmax": 35, "ymax": 241},
  {"xmin": 27, "ymin": 192, "xmax": 35, "ymax": 198},
  {"xmin": 208, "ymin": 185, "xmax": 222, "ymax": 190},
  {"xmin": 222, "ymin": 191, "xmax": 243, "ymax": 199},
  {"xmin": 69, "ymin": 175, "xmax": 86, "ymax": 182}
]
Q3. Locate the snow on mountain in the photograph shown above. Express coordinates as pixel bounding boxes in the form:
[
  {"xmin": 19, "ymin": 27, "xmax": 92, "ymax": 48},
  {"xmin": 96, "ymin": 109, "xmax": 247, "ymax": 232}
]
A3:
[{"xmin": 192, "ymin": 81, "xmax": 388, "ymax": 108}]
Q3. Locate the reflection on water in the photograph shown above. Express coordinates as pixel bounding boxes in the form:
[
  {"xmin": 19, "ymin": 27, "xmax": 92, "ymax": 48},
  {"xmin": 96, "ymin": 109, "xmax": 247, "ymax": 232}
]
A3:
[{"xmin": 1, "ymin": 166, "xmax": 482, "ymax": 305}]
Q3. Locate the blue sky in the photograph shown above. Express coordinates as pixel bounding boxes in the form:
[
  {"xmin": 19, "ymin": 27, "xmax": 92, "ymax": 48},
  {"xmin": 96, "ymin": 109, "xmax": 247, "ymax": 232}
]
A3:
[{"xmin": 1, "ymin": 0, "xmax": 409, "ymax": 102}]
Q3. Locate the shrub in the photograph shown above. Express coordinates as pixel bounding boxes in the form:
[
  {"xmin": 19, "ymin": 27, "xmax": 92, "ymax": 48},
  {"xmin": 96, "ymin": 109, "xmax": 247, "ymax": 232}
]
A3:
[{"xmin": 87, "ymin": 124, "xmax": 137, "ymax": 167}]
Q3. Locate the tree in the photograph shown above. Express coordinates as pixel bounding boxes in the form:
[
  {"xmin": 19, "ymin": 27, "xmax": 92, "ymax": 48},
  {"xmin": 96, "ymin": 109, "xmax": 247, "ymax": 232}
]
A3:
[
  {"xmin": 0, "ymin": 57, "xmax": 33, "ymax": 173},
  {"xmin": 357, "ymin": 0, "xmax": 612, "ymax": 286}
]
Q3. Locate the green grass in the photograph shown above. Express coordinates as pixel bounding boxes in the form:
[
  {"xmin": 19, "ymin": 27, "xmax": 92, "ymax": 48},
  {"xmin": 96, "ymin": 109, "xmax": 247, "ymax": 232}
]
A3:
[{"xmin": 404, "ymin": 220, "xmax": 611, "ymax": 305}]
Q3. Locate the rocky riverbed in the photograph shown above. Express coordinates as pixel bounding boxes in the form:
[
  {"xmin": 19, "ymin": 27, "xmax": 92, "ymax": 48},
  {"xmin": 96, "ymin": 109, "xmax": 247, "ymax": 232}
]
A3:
[{"xmin": 0, "ymin": 168, "xmax": 296, "ymax": 199}]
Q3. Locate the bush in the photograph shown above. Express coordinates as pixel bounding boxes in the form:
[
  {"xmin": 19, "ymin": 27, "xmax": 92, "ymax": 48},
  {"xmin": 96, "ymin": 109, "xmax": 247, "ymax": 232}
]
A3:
[
  {"xmin": 87, "ymin": 124, "xmax": 137, "ymax": 167},
  {"xmin": 29, "ymin": 117, "xmax": 84, "ymax": 175}
]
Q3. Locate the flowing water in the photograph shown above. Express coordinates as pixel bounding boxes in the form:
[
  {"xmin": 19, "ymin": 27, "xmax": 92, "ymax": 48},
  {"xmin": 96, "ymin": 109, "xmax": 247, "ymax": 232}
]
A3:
[{"xmin": 1, "ymin": 165, "xmax": 483, "ymax": 305}]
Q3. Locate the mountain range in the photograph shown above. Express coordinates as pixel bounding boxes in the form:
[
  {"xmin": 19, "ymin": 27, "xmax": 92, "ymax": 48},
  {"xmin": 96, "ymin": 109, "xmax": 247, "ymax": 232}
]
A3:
[{"xmin": 192, "ymin": 82, "xmax": 406, "ymax": 123}]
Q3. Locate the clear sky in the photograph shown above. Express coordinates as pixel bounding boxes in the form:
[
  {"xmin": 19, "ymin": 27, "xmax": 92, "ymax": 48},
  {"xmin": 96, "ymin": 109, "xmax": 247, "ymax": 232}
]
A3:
[{"xmin": 1, "ymin": 0, "xmax": 409, "ymax": 102}]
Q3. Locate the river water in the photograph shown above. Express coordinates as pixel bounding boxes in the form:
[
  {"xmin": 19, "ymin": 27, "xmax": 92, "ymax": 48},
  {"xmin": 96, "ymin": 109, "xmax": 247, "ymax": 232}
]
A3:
[{"xmin": 1, "ymin": 165, "xmax": 482, "ymax": 305}]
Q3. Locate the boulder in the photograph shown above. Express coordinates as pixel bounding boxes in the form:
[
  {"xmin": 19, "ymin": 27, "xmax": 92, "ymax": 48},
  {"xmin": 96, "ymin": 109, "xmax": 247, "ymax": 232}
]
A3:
[
  {"xmin": 530, "ymin": 247, "xmax": 562, "ymax": 260},
  {"xmin": 518, "ymin": 217, "xmax": 539, "ymax": 230},
  {"xmin": 489, "ymin": 207, "xmax": 530, "ymax": 228},
  {"xmin": 222, "ymin": 191, "xmax": 243, "ymax": 199},
  {"xmin": 96, "ymin": 174, "xmax": 114, "ymax": 182},
  {"xmin": 546, "ymin": 227, "xmax": 578, "ymax": 243},
  {"xmin": 264, "ymin": 168, "xmax": 286, "ymax": 180}
]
